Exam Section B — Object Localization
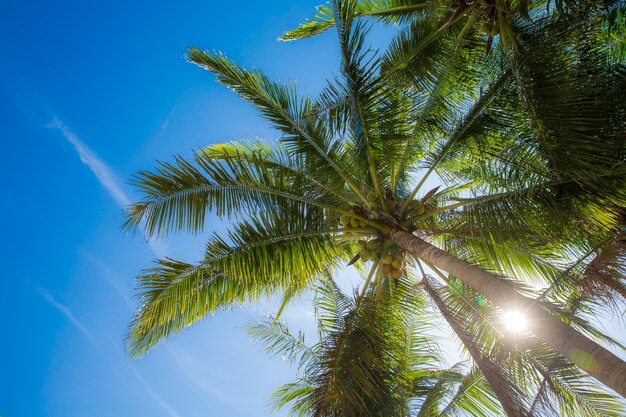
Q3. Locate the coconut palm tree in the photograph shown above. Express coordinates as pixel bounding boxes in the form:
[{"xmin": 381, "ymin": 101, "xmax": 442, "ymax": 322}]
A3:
[
  {"xmin": 123, "ymin": 0, "xmax": 626, "ymax": 398},
  {"xmin": 249, "ymin": 271, "xmax": 625, "ymax": 417},
  {"xmin": 248, "ymin": 277, "xmax": 506, "ymax": 417}
]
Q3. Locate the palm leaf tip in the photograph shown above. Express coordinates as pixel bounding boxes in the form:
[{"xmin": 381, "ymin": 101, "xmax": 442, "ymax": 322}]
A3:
[{"xmin": 279, "ymin": 5, "xmax": 336, "ymax": 41}]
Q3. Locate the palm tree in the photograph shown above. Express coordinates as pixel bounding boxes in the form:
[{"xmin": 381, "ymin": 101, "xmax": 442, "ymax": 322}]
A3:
[
  {"xmin": 124, "ymin": 0, "xmax": 626, "ymax": 398},
  {"xmin": 249, "ymin": 272, "xmax": 625, "ymax": 417},
  {"xmin": 248, "ymin": 277, "xmax": 506, "ymax": 417},
  {"xmin": 421, "ymin": 267, "xmax": 626, "ymax": 416}
]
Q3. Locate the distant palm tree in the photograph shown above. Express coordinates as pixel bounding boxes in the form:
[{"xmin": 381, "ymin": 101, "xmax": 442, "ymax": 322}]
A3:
[
  {"xmin": 249, "ymin": 274, "xmax": 625, "ymax": 417},
  {"xmin": 248, "ymin": 278, "xmax": 507, "ymax": 417},
  {"xmin": 123, "ymin": 0, "xmax": 626, "ymax": 401}
]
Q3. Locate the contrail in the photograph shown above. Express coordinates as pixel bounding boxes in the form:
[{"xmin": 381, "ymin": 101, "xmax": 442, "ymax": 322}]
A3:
[
  {"xmin": 49, "ymin": 117, "xmax": 167, "ymax": 257},
  {"xmin": 129, "ymin": 365, "xmax": 183, "ymax": 417},
  {"xmin": 50, "ymin": 117, "xmax": 130, "ymax": 207},
  {"xmin": 37, "ymin": 287, "xmax": 95, "ymax": 342},
  {"xmin": 103, "ymin": 333, "xmax": 183, "ymax": 417}
]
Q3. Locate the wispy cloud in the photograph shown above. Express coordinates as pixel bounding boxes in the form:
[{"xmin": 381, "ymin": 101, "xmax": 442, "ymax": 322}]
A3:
[
  {"xmin": 165, "ymin": 347, "xmax": 264, "ymax": 416},
  {"xmin": 166, "ymin": 347, "xmax": 231, "ymax": 401},
  {"xmin": 37, "ymin": 287, "xmax": 95, "ymax": 342},
  {"xmin": 102, "ymin": 334, "xmax": 183, "ymax": 417},
  {"xmin": 49, "ymin": 117, "xmax": 167, "ymax": 257},
  {"xmin": 50, "ymin": 117, "xmax": 130, "ymax": 207},
  {"xmin": 129, "ymin": 365, "xmax": 183, "ymax": 417},
  {"xmin": 81, "ymin": 251, "xmax": 133, "ymax": 308}
]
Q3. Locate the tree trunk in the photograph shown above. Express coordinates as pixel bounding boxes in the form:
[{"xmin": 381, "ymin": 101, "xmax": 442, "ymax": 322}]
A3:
[
  {"xmin": 390, "ymin": 228, "xmax": 626, "ymax": 397},
  {"xmin": 422, "ymin": 275, "xmax": 531, "ymax": 417}
]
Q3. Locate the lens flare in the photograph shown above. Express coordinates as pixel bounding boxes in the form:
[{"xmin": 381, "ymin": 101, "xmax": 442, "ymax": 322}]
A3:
[
  {"xmin": 502, "ymin": 310, "xmax": 527, "ymax": 333},
  {"xmin": 568, "ymin": 349, "xmax": 598, "ymax": 371}
]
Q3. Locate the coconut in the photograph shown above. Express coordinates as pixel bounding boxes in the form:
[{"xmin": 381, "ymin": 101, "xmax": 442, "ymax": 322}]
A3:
[
  {"xmin": 367, "ymin": 240, "xmax": 379, "ymax": 251},
  {"xmin": 350, "ymin": 218, "xmax": 360, "ymax": 228},
  {"xmin": 392, "ymin": 259, "xmax": 402, "ymax": 269},
  {"xmin": 382, "ymin": 255, "xmax": 393, "ymax": 264},
  {"xmin": 370, "ymin": 252, "xmax": 379, "ymax": 262},
  {"xmin": 360, "ymin": 249, "xmax": 371, "ymax": 260},
  {"xmin": 367, "ymin": 191, "xmax": 377, "ymax": 202},
  {"xmin": 356, "ymin": 240, "xmax": 366, "ymax": 250},
  {"xmin": 391, "ymin": 269, "xmax": 403, "ymax": 279},
  {"xmin": 340, "ymin": 215, "xmax": 351, "ymax": 226},
  {"xmin": 382, "ymin": 264, "xmax": 392, "ymax": 274},
  {"xmin": 368, "ymin": 201, "xmax": 379, "ymax": 211}
]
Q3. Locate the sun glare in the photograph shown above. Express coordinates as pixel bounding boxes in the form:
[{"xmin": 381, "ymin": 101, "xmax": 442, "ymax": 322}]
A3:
[{"xmin": 502, "ymin": 310, "xmax": 528, "ymax": 333}]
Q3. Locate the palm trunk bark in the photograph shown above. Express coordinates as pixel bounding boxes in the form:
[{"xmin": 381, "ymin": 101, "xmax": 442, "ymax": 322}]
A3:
[
  {"xmin": 390, "ymin": 228, "xmax": 626, "ymax": 397},
  {"xmin": 422, "ymin": 275, "xmax": 531, "ymax": 417}
]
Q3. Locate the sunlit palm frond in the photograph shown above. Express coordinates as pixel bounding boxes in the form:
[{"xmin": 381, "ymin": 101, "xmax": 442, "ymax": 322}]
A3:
[
  {"xmin": 280, "ymin": 1, "xmax": 435, "ymax": 41},
  {"xmin": 439, "ymin": 366, "xmax": 503, "ymax": 417},
  {"xmin": 128, "ymin": 259, "xmax": 245, "ymax": 358},
  {"xmin": 187, "ymin": 48, "xmax": 366, "ymax": 199},
  {"xmin": 123, "ymin": 143, "xmax": 359, "ymax": 238},
  {"xmin": 128, "ymin": 207, "xmax": 348, "ymax": 357}
]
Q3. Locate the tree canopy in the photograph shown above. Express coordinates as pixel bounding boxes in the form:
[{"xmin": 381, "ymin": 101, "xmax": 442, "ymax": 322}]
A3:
[{"xmin": 124, "ymin": 0, "xmax": 626, "ymax": 414}]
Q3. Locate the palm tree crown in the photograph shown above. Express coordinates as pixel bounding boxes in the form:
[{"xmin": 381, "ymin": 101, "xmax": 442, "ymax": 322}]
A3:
[{"xmin": 123, "ymin": 0, "xmax": 626, "ymax": 412}]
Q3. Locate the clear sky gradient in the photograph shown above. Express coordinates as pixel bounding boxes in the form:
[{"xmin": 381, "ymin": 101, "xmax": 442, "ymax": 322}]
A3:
[{"xmin": 0, "ymin": 1, "xmax": 354, "ymax": 416}]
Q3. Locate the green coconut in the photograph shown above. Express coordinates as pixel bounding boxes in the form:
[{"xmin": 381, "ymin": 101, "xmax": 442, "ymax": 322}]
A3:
[{"xmin": 367, "ymin": 240, "xmax": 379, "ymax": 251}]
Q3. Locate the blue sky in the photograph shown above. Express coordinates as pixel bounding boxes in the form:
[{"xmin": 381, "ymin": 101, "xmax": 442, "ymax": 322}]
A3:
[{"xmin": 0, "ymin": 1, "xmax": 355, "ymax": 416}]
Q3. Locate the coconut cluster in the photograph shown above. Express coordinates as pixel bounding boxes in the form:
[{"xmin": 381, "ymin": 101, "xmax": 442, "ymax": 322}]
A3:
[
  {"xmin": 355, "ymin": 239, "xmax": 406, "ymax": 279},
  {"xmin": 381, "ymin": 252, "xmax": 406, "ymax": 279},
  {"xmin": 339, "ymin": 214, "xmax": 367, "ymax": 229},
  {"xmin": 403, "ymin": 197, "xmax": 438, "ymax": 228},
  {"xmin": 336, "ymin": 187, "xmax": 440, "ymax": 281},
  {"xmin": 337, "ymin": 191, "xmax": 380, "ymax": 233},
  {"xmin": 355, "ymin": 238, "xmax": 380, "ymax": 261}
]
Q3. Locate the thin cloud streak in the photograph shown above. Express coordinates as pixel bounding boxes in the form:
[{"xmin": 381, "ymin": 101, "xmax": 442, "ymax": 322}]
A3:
[
  {"xmin": 102, "ymin": 334, "xmax": 182, "ymax": 417},
  {"xmin": 49, "ymin": 117, "xmax": 167, "ymax": 258},
  {"xmin": 82, "ymin": 251, "xmax": 134, "ymax": 308},
  {"xmin": 50, "ymin": 117, "xmax": 130, "ymax": 208},
  {"xmin": 165, "ymin": 347, "xmax": 263, "ymax": 417},
  {"xmin": 37, "ymin": 287, "xmax": 95, "ymax": 342},
  {"xmin": 129, "ymin": 365, "xmax": 183, "ymax": 417},
  {"xmin": 166, "ymin": 347, "xmax": 231, "ymax": 401}
]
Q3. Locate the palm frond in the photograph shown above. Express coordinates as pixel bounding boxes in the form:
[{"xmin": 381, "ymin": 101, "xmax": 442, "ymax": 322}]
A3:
[
  {"xmin": 280, "ymin": 1, "xmax": 433, "ymax": 41},
  {"xmin": 247, "ymin": 317, "xmax": 315, "ymax": 367},
  {"xmin": 187, "ymin": 48, "xmax": 366, "ymax": 200}
]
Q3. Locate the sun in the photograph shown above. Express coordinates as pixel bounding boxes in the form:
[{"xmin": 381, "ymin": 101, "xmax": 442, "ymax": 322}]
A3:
[{"xmin": 502, "ymin": 310, "xmax": 528, "ymax": 333}]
